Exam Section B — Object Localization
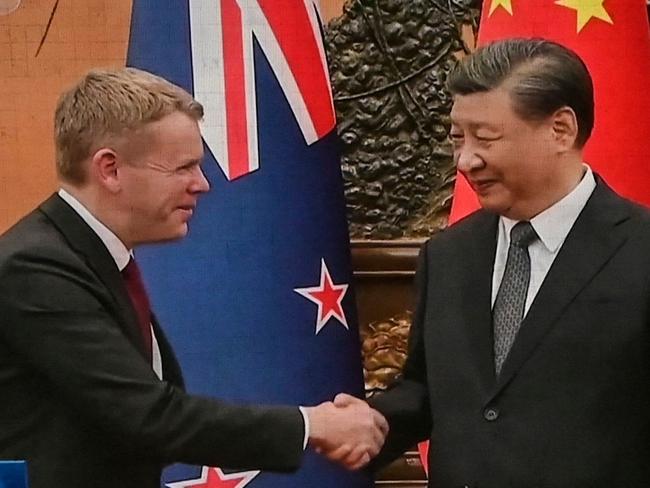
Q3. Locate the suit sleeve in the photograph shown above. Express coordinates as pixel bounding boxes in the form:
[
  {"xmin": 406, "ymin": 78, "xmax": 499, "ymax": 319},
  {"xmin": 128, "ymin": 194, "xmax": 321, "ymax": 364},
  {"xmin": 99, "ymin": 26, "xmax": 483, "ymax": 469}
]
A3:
[
  {"xmin": 0, "ymin": 249, "xmax": 304, "ymax": 471},
  {"xmin": 368, "ymin": 241, "xmax": 433, "ymax": 469}
]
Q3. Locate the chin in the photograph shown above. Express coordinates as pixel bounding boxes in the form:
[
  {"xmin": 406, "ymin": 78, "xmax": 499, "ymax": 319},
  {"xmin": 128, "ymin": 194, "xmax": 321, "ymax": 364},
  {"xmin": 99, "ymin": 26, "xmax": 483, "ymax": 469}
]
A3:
[
  {"xmin": 168, "ymin": 226, "xmax": 189, "ymax": 241},
  {"xmin": 476, "ymin": 189, "xmax": 517, "ymax": 217},
  {"xmin": 147, "ymin": 226, "xmax": 189, "ymax": 244},
  {"xmin": 477, "ymin": 197, "xmax": 506, "ymax": 215}
]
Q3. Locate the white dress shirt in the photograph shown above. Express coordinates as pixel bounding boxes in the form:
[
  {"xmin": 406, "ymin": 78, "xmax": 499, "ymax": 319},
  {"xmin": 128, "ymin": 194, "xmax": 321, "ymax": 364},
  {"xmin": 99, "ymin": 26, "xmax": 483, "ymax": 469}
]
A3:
[
  {"xmin": 57, "ymin": 189, "xmax": 164, "ymax": 380},
  {"xmin": 492, "ymin": 166, "xmax": 597, "ymax": 315}
]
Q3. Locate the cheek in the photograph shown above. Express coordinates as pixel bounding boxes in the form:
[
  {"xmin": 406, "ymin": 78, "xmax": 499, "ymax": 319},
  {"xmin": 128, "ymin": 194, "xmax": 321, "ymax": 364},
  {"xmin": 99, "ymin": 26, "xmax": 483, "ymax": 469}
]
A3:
[
  {"xmin": 491, "ymin": 143, "xmax": 535, "ymax": 180},
  {"xmin": 160, "ymin": 186, "xmax": 187, "ymax": 213}
]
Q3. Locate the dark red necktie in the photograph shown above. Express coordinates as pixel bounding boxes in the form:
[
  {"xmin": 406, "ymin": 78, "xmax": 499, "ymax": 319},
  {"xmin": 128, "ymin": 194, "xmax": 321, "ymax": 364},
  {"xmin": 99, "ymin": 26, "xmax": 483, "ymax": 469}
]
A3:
[{"xmin": 121, "ymin": 258, "xmax": 153, "ymax": 361}]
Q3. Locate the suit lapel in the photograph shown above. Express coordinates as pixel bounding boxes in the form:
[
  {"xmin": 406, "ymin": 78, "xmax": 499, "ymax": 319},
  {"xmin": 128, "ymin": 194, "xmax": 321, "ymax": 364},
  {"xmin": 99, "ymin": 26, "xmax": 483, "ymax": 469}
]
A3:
[
  {"xmin": 39, "ymin": 194, "xmax": 150, "ymax": 358},
  {"xmin": 489, "ymin": 182, "xmax": 631, "ymax": 399},
  {"xmin": 458, "ymin": 211, "xmax": 499, "ymax": 392}
]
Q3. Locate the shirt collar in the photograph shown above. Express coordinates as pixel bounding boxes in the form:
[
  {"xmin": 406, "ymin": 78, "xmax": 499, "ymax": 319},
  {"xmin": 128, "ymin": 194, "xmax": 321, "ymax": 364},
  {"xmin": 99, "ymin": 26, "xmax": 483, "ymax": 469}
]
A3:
[
  {"xmin": 58, "ymin": 188, "xmax": 132, "ymax": 271},
  {"xmin": 501, "ymin": 165, "xmax": 596, "ymax": 252}
]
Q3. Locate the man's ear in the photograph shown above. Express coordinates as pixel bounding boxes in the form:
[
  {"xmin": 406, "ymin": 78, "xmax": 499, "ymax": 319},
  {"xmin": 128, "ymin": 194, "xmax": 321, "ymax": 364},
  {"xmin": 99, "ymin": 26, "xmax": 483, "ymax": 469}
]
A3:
[
  {"xmin": 90, "ymin": 148, "xmax": 121, "ymax": 193},
  {"xmin": 551, "ymin": 106, "xmax": 579, "ymax": 152}
]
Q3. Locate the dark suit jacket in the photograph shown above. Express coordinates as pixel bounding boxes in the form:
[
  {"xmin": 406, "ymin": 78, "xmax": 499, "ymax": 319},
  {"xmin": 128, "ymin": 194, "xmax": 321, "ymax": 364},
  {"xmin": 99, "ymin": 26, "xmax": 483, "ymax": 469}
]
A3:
[
  {"xmin": 371, "ymin": 180, "xmax": 650, "ymax": 488},
  {"xmin": 0, "ymin": 195, "xmax": 304, "ymax": 488}
]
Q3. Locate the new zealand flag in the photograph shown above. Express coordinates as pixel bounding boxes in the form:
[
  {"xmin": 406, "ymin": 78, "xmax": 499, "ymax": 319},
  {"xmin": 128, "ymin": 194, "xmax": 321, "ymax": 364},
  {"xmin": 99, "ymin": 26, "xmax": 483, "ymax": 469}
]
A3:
[{"xmin": 127, "ymin": 1, "xmax": 371, "ymax": 487}]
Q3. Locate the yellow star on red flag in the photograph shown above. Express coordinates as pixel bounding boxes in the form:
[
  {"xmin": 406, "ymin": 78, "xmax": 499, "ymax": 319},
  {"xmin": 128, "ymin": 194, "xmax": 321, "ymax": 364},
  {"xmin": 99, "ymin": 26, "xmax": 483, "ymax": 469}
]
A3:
[
  {"xmin": 555, "ymin": 0, "xmax": 613, "ymax": 32},
  {"xmin": 489, "ymin": 0, "xmax": 513, "ymax": 16}
]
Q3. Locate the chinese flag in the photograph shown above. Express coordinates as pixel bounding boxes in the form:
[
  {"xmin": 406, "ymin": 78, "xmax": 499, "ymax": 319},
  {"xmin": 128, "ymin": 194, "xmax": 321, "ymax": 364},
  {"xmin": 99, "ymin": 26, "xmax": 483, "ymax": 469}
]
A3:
[{"xmin": 449, "ymin": 0, "xmax": 650, "ymax": 223}]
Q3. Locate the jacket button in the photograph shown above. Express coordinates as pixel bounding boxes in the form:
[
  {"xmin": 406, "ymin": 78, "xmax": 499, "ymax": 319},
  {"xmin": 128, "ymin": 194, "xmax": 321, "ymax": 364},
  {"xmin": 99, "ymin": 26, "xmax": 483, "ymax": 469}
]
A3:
[{"xmin": 484, "ymin": 407, "xmax": 499, "ymax": 421}]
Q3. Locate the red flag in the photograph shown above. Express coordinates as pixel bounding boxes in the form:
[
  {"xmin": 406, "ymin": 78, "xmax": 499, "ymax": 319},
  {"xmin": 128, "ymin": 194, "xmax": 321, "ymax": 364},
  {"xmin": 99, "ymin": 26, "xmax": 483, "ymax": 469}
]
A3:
[{"xmin": 449, "ymin": 0, "xmax": 650, "ymax": 223}]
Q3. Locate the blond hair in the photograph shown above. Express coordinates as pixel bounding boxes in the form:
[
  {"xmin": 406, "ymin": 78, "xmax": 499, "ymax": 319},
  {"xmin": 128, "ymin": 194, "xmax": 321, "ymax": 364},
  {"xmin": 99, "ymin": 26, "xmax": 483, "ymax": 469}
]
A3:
[{"xmin": 54, "ymin": 67, "xmax": 204, "ymax": 184}]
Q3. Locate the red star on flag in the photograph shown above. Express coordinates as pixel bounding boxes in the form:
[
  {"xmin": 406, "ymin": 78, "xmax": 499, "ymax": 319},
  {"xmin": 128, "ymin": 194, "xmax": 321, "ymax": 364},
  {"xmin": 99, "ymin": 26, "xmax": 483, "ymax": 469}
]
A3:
[
  {"xmin": 294, "ymin": 258, "xmax": 349, "ymax": 334},
  {"xmin": 166, "ymin": 467, "xmax": 259, "ymax": 488}
]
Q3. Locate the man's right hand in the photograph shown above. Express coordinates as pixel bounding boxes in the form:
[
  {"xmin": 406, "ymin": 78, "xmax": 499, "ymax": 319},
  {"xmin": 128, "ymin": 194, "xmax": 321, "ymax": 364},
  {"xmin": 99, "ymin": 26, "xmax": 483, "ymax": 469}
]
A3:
[{"xmin": 304, "ymin": 394, "xmax": 388, "ymax": 470}]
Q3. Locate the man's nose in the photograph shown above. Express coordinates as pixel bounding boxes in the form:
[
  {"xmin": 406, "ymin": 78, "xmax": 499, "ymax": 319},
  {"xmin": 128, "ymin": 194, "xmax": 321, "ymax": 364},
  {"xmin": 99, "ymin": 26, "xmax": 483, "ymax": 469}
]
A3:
[
  {"xmin": 190, "ymin": 167, "xmax": 210, "ymax": 194},
  {"xmin": 455, "ymin": 146, "xmax": 484, "ymax": 174}
]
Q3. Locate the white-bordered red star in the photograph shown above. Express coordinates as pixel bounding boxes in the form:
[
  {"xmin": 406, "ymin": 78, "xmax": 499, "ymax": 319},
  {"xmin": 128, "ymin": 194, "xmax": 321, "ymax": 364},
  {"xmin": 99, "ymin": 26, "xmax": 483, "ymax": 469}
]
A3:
[
  {"xmin": 166, "ymin": 467, "xmax": 259, "ymax": 488},
  {"xmin": 294, "ymin": 258, "xmax": 349, "ymax": 334}
]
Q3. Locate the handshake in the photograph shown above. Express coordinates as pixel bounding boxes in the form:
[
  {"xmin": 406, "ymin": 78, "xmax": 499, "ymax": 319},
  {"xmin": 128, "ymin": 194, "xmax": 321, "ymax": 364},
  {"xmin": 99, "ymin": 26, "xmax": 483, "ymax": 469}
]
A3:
[{"xmin": 304, "ymin": 393, "xmax": 388, "ymax": 470}]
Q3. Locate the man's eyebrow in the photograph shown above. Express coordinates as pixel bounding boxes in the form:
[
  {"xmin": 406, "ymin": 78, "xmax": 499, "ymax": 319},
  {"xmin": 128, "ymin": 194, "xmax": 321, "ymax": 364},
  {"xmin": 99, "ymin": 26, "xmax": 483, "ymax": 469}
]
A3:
[
  {"xmin": 461, "ymin": 121, "xmax": 502, "ymax": 132},
  {"xmin": 177, "ymin": 158, "xmax": 203, "ymax": 169}
]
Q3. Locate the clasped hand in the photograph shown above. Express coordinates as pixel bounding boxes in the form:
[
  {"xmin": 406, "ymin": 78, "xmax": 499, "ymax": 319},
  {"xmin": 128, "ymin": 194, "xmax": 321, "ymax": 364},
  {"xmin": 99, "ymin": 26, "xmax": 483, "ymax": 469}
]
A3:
[{"xmin": 305, "ymin": 393, "xmax": 388, "ymax": 470}]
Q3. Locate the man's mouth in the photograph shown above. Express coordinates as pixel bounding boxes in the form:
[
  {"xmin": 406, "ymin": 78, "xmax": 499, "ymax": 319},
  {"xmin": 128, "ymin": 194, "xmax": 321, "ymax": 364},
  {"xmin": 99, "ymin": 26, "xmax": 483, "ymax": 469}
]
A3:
[
  {"xmin": 469, "ymin": 179, "xmax": 497, "ymax": 193},
  {"xmin": 177, "ymin": 205, "xmax": 195, "ymax": 217}
]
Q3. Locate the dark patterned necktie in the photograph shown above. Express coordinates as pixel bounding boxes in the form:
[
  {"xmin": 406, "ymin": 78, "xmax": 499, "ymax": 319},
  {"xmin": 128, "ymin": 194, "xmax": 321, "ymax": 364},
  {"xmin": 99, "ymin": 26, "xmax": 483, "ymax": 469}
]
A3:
[
  {"xmin": 121, "ymin": 258, "xmax": 153, "ymax": 361},
  {"xmin": 493, "ymin": 221, "xmax": 537, "ymax": 376}
]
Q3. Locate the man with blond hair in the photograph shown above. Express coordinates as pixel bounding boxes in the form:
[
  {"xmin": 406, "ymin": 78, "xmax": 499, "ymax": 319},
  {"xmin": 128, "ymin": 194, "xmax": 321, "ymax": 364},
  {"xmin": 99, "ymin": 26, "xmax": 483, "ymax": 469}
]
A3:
[{"xmin": 0, "ymin": 67, "xmax": 387, "ymax": 488}]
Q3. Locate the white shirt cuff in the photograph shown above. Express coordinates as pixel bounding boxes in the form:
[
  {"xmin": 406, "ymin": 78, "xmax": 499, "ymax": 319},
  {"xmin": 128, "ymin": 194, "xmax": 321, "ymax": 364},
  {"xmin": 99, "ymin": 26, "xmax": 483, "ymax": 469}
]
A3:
[{"xmin": 298, "ymin": 406, "xmax": 310, "ymax": 450}]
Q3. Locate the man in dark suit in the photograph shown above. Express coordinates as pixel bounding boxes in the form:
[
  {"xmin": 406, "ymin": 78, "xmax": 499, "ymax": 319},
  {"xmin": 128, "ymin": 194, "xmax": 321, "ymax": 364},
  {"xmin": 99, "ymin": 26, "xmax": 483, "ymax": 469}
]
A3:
[
  {"xmin": 337, "ymin": 38, "xmax": 650, "ymax": 487},
  {"xmin": 0, "ymin": 67, "xmax": 387, "ymax": 487}
]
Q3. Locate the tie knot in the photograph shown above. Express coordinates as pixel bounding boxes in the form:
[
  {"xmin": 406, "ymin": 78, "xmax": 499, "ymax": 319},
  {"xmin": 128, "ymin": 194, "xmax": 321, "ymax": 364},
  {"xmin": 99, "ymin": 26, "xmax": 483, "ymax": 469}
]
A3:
[
  {"xmin": 122, "ymin": 257, "xmax": 135, "ymax": 277},
  {"xmin": 510, "ymin": 221, "xmax": 537, "ymax": 248},
  {"xmin": 122, "ymin": 257, "xmax": 142, "ymax": 282}
]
